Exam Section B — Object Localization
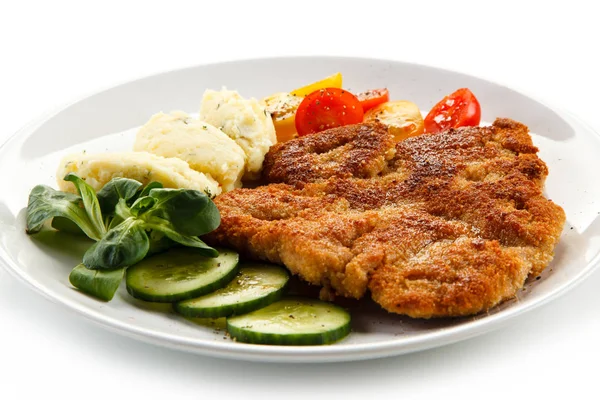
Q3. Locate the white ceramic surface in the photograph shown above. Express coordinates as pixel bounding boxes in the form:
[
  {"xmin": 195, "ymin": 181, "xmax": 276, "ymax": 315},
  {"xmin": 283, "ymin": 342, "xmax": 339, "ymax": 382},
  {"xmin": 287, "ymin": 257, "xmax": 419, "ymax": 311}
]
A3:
[{"xmin": 0, "ymin": 56, "xmax": 598, "ymax": 363}]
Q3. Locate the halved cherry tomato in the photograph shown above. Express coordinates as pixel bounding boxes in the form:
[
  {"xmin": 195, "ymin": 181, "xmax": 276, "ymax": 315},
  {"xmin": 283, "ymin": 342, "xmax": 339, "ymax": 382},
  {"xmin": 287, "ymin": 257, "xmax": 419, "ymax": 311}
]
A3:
[
  {"xmin": 356, "ymin": 88, "xmax": 389, "ymax": 112},
  {"xmin": 295, "ymin": 88, "xmax": 364, "ymax": 136},
  {"xmin": 423, "ymin": 88, "xmax": 481, "ymax": 133},
  {"xmin": 262, "ymin": 73, "xmax": 343, "ymax": 143}
]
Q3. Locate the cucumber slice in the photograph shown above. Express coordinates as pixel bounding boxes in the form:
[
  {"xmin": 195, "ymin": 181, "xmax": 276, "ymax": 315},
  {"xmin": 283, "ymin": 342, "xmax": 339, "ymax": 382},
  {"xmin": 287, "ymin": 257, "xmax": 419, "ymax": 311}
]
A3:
[
  {"xmin": 126, "ymin": 248, "xmax": 239, "ymax": 302},
  {"xmin": 226, "ymin": 297, "xmax": 351, "ymax": 345},
  {"xmin": 174, "ymin": 263, "xmax": 289, "ymax": 318}
]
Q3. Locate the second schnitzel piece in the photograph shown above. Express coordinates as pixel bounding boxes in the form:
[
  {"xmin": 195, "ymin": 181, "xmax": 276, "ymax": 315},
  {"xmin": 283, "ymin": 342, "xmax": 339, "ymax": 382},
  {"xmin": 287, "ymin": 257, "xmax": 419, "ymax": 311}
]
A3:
[{"xmin": 208, "ymin": 119, "xmax": 565, "ymax": 318}]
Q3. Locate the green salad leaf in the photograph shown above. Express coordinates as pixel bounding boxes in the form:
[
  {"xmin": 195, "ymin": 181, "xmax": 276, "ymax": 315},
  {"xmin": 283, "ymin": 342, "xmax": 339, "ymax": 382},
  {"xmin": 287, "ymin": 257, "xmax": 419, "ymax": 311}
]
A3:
[
  {"xmin": 83, "ymin": 218, "xmax": 150, "ymax": 269},
  {"xmin": 144, "ymin": 217, "xmax": 219, "ymax": 258},
  {"xmin": 138, "ymin": 181, "xmax": 163, "ymax": 198},
  {"xmin": 69, "ymin": 264, "xmax": 125, "ymax": 301},
  {"xmin": 25, "ymin": 174, "xmax": 221, "ymax": 301},
  {"xmin": 147, "ymin": 230, "xmax": 175, "ymax": 256},
  {"xmin": 26, "ymin": 185, "xmax": 104, "ymax": 240},
  {"xmin": 96, "ymin": 177, "xmax": 142, "ymax": 216},
  {"xmin": 145, "ymin": 188, "xmax": 221, "ymax": 236},
  {"xmin": 63, "ymin": 173, "xmax": 106, "ymax": 237},
  {"xmin": 51, "ymin": 216, "xmax": 88, "ymax": 236},
  {"xmin": 129, "ymin": 196, "xmax": 157, "ymax": 217}
]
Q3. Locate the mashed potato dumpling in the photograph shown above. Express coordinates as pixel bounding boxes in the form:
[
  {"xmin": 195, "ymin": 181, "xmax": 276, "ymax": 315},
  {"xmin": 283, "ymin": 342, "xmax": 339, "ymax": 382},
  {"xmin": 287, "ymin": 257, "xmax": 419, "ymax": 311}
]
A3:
[
  {"xmin": 57, "ymin": 151, "xmax": 221, "ymax": 197},
  {"xmin": 134, "ymin": 111, "xmax": 246, "ymax": 192},
  {"xmin": 199, "ymin": 89, "xmax": 277, "ymax": 180}
]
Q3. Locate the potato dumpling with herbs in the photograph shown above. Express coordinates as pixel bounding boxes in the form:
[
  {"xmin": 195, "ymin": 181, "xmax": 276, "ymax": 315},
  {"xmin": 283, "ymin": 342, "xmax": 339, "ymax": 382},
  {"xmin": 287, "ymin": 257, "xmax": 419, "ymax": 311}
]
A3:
[
  {"xmin": 57, "ymin": 151, "xmax": 220, "ymax": 197},
  {"xmin": 134, "ymin": 111, "xmax": 246, "ymax": 193},
  {"xmin": 199, "ymin": 89, "xmax": 277, "ymax": 180},
  {"xmin": 363, "ymin": 100, "xmax": 425, "ymax": 142}
]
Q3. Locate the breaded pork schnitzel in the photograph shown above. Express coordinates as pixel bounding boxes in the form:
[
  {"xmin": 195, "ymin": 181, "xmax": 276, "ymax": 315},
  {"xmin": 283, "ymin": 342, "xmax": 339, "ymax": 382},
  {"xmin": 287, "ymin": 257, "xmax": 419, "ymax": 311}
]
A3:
[{"xmin": 207, "ymin": 119, "xmax": 566, "ymax": 318}]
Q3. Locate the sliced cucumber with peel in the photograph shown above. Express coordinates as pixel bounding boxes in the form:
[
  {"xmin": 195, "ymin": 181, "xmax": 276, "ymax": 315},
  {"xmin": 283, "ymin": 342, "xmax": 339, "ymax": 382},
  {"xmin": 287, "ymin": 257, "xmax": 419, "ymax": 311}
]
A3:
[
  {"xmin": 126, "ymin": 248, "xmax": 239, "ymax": 302},
  {"xmin": 174, "ymin": 263, "xmax": 289, "ymax": 318},
  {"xmin": 226, "ymin": 297, "xmax": 351, "ymax": 345}
]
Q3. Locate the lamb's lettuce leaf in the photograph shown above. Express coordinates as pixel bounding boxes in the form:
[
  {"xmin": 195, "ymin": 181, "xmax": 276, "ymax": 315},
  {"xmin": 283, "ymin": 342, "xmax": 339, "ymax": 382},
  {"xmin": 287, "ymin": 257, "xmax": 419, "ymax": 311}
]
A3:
[
  {"xmin": 63, "ymin": 173, "xmax": 106, "ymax": 238},
  {"xmin": 138, "ymin": 181, "xmax": 163, "ymax": 198},
  {"xmin": 69, "ymin": 264, "xmax": 125, "ymax": 301},
  {"xmin": 145, "ymin": 188, "xmax": 221, "ymax": 236},
  {"xmin": 26, "ymin": 185, "xmax": 104, "ymax": 241},
  {"xmin": 83, "ymin": 218, "xmax": 149, "ymax": 270},
  {"xmin": 96, "ymin": 177, "xmax": 142, "ymax": 216},
  {"xmin": 144, "ymin": 217, "xmax": 219, "ymax": 258},
  {"xmin": 26, "ymin": 175, "xmax": 221, "ymax": 301}
]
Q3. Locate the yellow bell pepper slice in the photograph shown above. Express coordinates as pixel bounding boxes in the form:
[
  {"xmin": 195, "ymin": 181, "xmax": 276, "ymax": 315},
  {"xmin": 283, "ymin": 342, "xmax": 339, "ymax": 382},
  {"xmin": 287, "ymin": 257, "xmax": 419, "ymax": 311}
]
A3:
[{"xmin": 290, "ymin": 72, "xmax": 343, "ymax": 97}]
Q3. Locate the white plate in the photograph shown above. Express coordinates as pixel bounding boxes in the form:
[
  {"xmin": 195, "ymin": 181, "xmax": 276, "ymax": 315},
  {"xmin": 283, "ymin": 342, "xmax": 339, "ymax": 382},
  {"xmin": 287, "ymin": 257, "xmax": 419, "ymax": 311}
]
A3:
[{"xmin": 0, "ymin": 56, "xmax": 599, "ymax": 363}]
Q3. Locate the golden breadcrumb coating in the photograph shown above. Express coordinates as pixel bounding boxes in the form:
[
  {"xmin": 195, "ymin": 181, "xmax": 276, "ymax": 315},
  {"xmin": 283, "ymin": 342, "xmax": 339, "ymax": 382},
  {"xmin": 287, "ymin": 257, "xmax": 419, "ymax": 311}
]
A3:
[{"xmin": 207, "ymin": 119, "xmax": 565, "ymax": 318}]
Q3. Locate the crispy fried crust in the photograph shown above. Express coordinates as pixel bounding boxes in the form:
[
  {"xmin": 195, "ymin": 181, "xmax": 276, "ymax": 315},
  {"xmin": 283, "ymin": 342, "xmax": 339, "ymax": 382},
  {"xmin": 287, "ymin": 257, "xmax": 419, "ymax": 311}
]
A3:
[
  {"xmin": 207, "ymin": 119, "xmax": 566, "ymax": 318},
  {"xmin": 262, "ymin": 123, "xmax": 396, "ymax": 186}
]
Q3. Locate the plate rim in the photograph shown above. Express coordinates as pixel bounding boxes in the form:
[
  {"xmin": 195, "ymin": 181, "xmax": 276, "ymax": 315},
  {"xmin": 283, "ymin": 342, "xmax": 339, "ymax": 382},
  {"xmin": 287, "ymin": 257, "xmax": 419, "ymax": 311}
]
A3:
[{"xmin": 1, "ymin": 55, "xmax": 599, "ymax": 363}]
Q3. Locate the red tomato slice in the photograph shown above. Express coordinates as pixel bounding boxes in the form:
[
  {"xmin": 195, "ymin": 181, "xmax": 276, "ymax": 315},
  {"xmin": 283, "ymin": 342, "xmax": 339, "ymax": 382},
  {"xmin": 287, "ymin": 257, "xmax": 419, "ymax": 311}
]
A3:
[
  {"xmin": 295, "ymin": 88, "xmax": 364, "ymax": 136},
  {"xmin": 356, "ymin": 88, "xmax": 389, "ymax": 112},
  {"xmin": 423, "ymin": 88, "xmax": 481, "ymax": 134}
]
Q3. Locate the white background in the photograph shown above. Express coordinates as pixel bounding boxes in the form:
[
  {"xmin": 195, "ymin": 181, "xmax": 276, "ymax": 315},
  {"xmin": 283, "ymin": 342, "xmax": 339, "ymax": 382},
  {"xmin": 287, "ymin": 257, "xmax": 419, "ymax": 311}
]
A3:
[{"xmin": 1, "ymin": 1, "xmax": 599, "ymax": 398}]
